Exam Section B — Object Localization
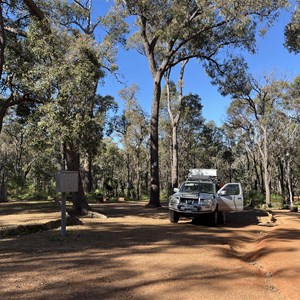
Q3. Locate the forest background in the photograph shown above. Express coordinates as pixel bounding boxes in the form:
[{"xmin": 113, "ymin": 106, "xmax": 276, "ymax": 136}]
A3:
[{"xmin": 0, "ymin": 0, "xmax": 299, "ymax": 215}]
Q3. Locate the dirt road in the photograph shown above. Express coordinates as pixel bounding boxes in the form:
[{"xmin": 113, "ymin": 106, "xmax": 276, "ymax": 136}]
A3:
[{"xmin": 0, "ymin": 201, "xmax": 299, "ymax": 300}]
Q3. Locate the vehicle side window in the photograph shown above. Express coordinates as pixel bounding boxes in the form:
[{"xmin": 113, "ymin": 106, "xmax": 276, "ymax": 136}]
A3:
[{"xmin": 222, "ymin": 184, "xmax": 240, "ymax": 196}]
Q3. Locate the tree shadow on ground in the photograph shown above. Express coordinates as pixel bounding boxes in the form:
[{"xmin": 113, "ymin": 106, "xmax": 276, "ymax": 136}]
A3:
[
  {"xmin": 0, "ymin": 200, "xmax": 59, "ymax": 216},
  {"xmin": 94, "ymin": 202, "xmax": 271, "ymax": 228},
  {"xmin": 0, "ymin": 202, "xmax": 298, "ymax": 300}
]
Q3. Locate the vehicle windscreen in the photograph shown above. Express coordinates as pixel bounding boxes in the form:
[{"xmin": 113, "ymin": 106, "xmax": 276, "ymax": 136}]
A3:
[{"xmin": 180, "ymin": 182, "xmax": 214, "ymax": 194}]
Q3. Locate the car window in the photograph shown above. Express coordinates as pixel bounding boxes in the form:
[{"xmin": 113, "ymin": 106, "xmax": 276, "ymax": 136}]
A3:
[
  {"xmin": 181, "ymin": 182, "xmax": 199, "ymax": 192},
  {"xmin": 199, "ymin": 183, "xmax": 214, "ymax": 194},
  {"xmin": 180, "ymin": 182, "xmax": 214, "ymax": 194},
  {"xmin": 222, "ymin": 184, "xmax": 240, "ymax": 196}
]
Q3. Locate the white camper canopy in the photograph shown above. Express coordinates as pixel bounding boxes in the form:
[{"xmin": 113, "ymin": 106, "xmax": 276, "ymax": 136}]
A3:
[{"xmin": 188, "ymin": 169, "xmax": 221, "ymax": 180}]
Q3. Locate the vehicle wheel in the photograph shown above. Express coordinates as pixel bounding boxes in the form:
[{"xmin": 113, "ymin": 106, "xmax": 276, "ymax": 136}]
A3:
[
  {"xmin": 210, "ymin": 208, "xmax": 218, "ymax": 226},
  {"xmin": 218, "ymin": 211, "xmax": 226, "ymax": 225},
  {"xmin": 169, "ymin": 210, "xmax": 180, "ymax": 223}
]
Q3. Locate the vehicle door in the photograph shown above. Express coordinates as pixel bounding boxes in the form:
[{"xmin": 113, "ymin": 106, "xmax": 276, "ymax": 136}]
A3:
[{"xmin": 217, "ymin": 183, "xmax": 243, "ymax": 211}]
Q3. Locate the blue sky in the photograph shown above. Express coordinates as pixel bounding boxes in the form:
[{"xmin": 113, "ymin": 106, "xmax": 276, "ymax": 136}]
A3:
[{"xmin": 98, "ymin": 5, "xmax": 300, "ymax": 126}]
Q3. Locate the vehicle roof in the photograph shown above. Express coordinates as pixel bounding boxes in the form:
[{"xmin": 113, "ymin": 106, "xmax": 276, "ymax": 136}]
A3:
[{"xmin": 184, "ymin": 180, "xmax": 215, "ymax": 183}]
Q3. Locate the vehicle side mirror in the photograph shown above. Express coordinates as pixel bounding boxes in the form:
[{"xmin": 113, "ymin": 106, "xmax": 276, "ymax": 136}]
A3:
[
  {"xmin": 219, "ymin": 190, "xmax": 227, "ymax": 196},
  {"xmin": 174, "ymin": 188, "xmax": 179, "ymax": 193}
]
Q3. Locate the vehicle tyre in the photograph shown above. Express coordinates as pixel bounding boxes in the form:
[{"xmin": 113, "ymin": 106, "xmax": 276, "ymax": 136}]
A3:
[
  {"xmin": 218, "ymin": 211, "xmax": 226, "ymax": 225},
  {"xmin": 169, "ymin": 210, "xmax": 180, "ymax": 223},
  {"xmin": 210, "ymin": 208, "xmax": 218, "ymax": 226}
]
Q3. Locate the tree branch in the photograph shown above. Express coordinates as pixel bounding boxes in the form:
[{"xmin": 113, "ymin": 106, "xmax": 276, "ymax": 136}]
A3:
[
  {"xmin": 4, "ymin": 26, "xmax": 27, "ymax": 37},
  {"xmin": 23, "ymin": 0, "xmax": 45, "ymax": 21}
]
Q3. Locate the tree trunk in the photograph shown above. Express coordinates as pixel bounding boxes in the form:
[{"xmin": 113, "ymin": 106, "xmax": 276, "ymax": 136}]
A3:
[
  {"xmin": 278, "ymin": 160, "xmax": 285, "ymax": 195},
  {"xmin": 148, "ymin": 79, "xmax": 161, "ymax": 207},
  {"xmin": 0, "ymin": 181, "xmax": 7, "ymax": 202},
  {"xmin": 64, "ymin": 142, "xmax": 90, "ymax": 214},
  {"xmin": 126, "ymin": 152, "xmax": 130, "ymax": 200},
  {"xmin": 251, "ymin": 152, "xmax": 262, "ymax": 192},
  {"xmin": 260, "ymin": 161, "xmax": 264, "ymax": 193},
  {"xmin": 0, "ymin": 3, "xmax": 5, "ymax": 79},
  {"xmin": 136, "ymin": 149, "xmax": 141, "ymax": 201},
  {"xmin": 24, "ymin": 0, "xmax": 45, "ymax": 21},
  {"xmin": 171, "ymin": 124, "xmax": 179, "ymax": 189},
  {"xmin": 263, "ymin": 162, "xmax": 271, "ymax": 206},
  {"xmin": 82, "ymin": 152, "xmax": 93, "ymax": 193},
  {"xmin": 286, "ymin": 159, "xmax": 293, "ymax": 206},
  {"xmin": 262, "ymin": 127, "xmax": 271, "ymax": 206},
  {"xmin": 87, "ymin": 153, "xmax": 93, "ymax": 193},
  {"xmin": 166, "ymin": 60, "xmax": 187, "ymax": 190}
]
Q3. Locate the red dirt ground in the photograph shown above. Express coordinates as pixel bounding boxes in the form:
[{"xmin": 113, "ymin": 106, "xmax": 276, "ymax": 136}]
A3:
[{"xmin": 0, "ymin": 200, "xmax": 299, "ymax": 300}]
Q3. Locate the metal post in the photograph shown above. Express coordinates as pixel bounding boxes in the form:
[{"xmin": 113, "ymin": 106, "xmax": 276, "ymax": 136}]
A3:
[{"xmin": 61, "ymin": 192, "xmax": 67, "ymax": 236}]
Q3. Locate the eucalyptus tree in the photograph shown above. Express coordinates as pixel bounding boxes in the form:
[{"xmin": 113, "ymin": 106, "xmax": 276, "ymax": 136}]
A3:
[
  {"xmin": 224, "ymin": 124, "xmax": 265, "ymax": 194},
  {"xmin": 94, "ymin": 138, "xmax": 124, "ymax": 197},
  {"xmin": 30, "ymin": 24, "xmax": 117, "ymax": 213},
  {"xmin": 108, "ymin": 0, "xmax": 288, "ymax": 206},
  {"xmin": 280, "ymin": 75, "xmax": 300, "ymax": 204},
  {"xmin": 0, "ymin": 1, "xmax": 119, "ymax": 213},
  {"xmin": 116, "ymin": 84, "xmax": 149, "ymax": 200},
  {"xmin": 159, "ymin": 87, "xmax": 205, "ymax": 193},
  {"xmin": 225, "ymin": 74, "xmax": 291, "ymax": 206},
  {"xmin": 177, "ymin": 94, "xmax": 205, "ymax": 177},
  {"xmin": 285, "ymin": 1, "xmax": 300, "ymax": 53},
  {"xmin": 46, "ymin": 1, "xmax": 122, "ymax": 201},
  {"xmin": 0, "ymin": 0, "xmax": 45, "ymax": 78},
  {"xmin": 0, "ymin": 110, "xmax": 59, "ymax": 197},
  {"xmin": 0, "ymin": 0, "xmax": 48, "ymax": 133},
  {"xmin": 163, "ymin": 60, "xmax": 189, "ymax": 189}
]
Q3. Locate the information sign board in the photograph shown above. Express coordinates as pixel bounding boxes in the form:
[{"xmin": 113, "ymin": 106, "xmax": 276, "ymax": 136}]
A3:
[{"xmin": 56, "ymin": 171, "xmax": 79, "ymax": 193}]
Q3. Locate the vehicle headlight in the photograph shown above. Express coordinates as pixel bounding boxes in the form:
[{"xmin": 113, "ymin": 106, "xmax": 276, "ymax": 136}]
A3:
[
  {"xmin": 200, "ymin": 199, "xmax": 212, "ymax": 206},
  {"xmin": 170, "ymin": 196, "xmax": 180, "ymax": 204}
]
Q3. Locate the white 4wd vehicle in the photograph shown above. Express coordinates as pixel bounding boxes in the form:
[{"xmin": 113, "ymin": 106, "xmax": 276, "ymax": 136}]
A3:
[{"xmin": 168, "ymin": 169, "xmax": 243, "ymax": 225}]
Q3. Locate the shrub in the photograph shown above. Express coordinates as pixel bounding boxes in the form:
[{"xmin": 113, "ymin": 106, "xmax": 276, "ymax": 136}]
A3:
[
  {"xmin": 270, "ymin": 194, "xmax": 284, "ymax": 208},
  {"xmin": 160, "ymin": 189, "xmax": 170, "ymax": 201},
  {"xmin": 244, "ymin": 190, "xmax": 265, "ymax": 207}
]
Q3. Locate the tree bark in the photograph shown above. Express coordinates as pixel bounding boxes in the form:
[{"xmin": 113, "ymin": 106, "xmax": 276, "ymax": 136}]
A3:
[
  {"xmin": 82, "ymin": 152, "xmax": 93, "ymax": 193},
  {"xmin": 254, "ymin": 160, "xmax": 261, "ymax": 191},
  {"xmin": 278, "ymin": 159, "xmax": 285, "ymax": 195},
  {"xmin": 126, "ymin": 152, "xmax": 131, "ymax": 199},
  {"xmin": 24, "ymin": 0, "xmax": 45, "ymax": 21},
  {"xmin": 148, "ymin": 78, "xmax": 161, "ymax": 207},
  {"xmin": 286, "ymin": 158, "xmax": 293, "ymax": 205},
  {"xmin": 168, "ymin": 61, "xmax": 187, "ymax": 190},
  {"xmin": 0, "ymin": 2, "xmax": 5, "ymax": 79},
  {"xmin": 136, "ymin": 148, "xmax": 141, "ymax": 201},
  {"xmin": 171, "ymin": 125, "xmax": 179, "ymax": 189},
  {"xmin": 261, "ymin": 127, "xmax": 271, "ymax": 206},
  {"xmin": 0, "ymin": 171, "xmax": 7, "ymax": 202},
  {"xmin": 87, "ymin": 153, "xmax": 93, "ymax": 193}
]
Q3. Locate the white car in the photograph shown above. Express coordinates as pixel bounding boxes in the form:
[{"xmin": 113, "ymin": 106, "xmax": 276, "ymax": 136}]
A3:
[{"xmin": 168, "ymin": 180, "xmax": 243, "ymax": 225}]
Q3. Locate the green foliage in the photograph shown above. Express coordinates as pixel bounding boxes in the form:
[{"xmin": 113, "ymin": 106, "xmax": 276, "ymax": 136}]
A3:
[
  {"xmin": 122, "ymin": 0, "xmax": 288, "ymax": 68},
  {"xmin": 284, "ymin": 3, "xmax": 300, "ymax": 53},
  {"xmin": 160, "ymin": 188, "xmax": 170, "ymax": 201},
  {"xmin": 245, "ymin": 190, "xmax": 265, "ymax": 207},
  {"xmin": 270, "ymin": 194, "xmax": 284, "ymax": 208},
  {"xmin": 109, "ymin": 0, "xmax": 290, "ymax": 206},
  {"xmin": 10, "ymin": 183, "xmax": 50, "ymax": 201},
  {"xmin": 1, "ymin": 0, "xmax": 298, "ymax": 206}
]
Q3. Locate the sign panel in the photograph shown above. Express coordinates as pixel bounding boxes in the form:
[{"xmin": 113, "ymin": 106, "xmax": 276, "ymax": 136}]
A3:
[{"xmin": 56, "ymin": 171, "xmax": 79, "ymax": 193}]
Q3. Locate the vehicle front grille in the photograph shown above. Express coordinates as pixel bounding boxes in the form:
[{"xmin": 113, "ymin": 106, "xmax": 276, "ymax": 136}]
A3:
[{"xmin": 180, "ymin": 198, "xmax": 199, "ymax": 205}]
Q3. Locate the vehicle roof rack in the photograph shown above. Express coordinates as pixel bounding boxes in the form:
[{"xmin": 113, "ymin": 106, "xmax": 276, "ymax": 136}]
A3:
[{"xmin": 187, "ymin": 169, "xmax": 221, "ymax": 181}]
